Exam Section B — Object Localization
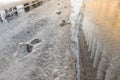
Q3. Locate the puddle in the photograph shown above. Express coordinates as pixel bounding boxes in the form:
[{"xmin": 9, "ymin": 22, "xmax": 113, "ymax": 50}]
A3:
[
  {"xmin": 16, "ymin": 43, "xmax": 33, "ymax": 58},
  {"xmin": 31, "ymin": 39, "xmax": 42, "ymax": 44}
]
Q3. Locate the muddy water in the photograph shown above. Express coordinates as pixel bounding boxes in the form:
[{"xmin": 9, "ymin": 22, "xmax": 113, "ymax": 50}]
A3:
[{"xmin": 70, "ymin": 0, "xmax": 83, "ymax": 80}]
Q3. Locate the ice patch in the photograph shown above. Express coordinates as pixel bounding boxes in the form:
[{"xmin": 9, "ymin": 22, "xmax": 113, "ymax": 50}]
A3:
[{"xmin": 70, "ymin": 0, "xmax": 83, "ymax": 80}]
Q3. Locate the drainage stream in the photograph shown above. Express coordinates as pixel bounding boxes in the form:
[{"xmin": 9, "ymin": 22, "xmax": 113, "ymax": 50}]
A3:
[{"xmin": 70, "ymin": 0, "xmax": 83, "ymax": 80}]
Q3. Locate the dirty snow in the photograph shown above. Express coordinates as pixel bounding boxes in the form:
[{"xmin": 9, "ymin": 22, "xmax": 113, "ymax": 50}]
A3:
[
  {"xmin": 0, "ymin": 0, "xmax": 76, "ymax": 80},
  {"xmin": 70, "ymin": 0, "xmax": 83, "ymax": 80}
]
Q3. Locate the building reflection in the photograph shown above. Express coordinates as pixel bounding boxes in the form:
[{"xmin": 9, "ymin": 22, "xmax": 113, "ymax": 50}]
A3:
[{"xmin": 0, "ymin": 0, "xmax": 44, "ymax": 23}]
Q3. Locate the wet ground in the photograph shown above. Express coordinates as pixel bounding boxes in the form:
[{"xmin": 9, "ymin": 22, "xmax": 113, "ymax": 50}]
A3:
[{"xmin": 0, "ymin": 0, "xmax": 76, "ymax": 80}]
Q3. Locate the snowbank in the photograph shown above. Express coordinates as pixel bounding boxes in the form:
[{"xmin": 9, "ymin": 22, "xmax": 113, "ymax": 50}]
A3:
[{"xmin": 70, "ymin": 0, "xmax": 83, "ymax": 80}]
